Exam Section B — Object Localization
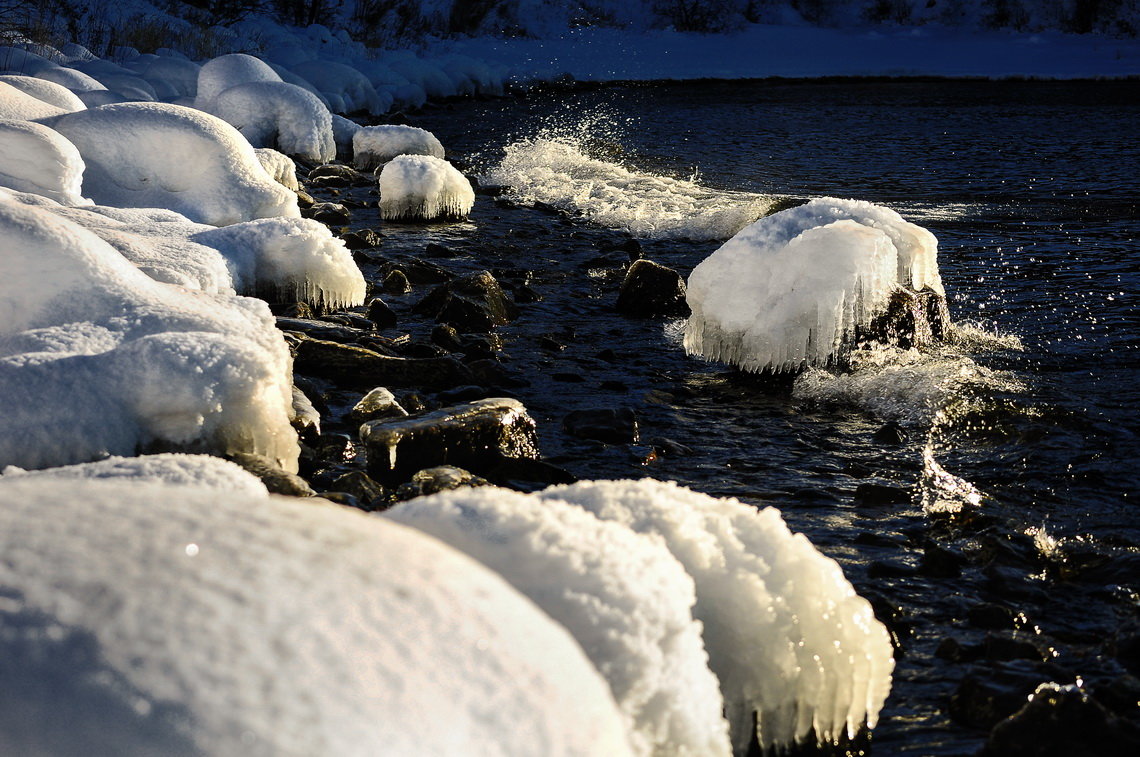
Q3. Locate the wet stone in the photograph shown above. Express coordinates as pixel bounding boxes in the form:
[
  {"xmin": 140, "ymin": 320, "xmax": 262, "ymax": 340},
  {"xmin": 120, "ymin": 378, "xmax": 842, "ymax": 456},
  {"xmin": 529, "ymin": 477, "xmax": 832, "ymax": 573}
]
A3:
[
  {"xmin": 382, "ymin": 269, "xmax": 411, "ymax": 295},
  {"xmin": 863, "ymin": 286, "xmax": 950, "ymax": 352},
  {"xmin": 290, "ymin": 385, "xmax": 321, "ymax": 444},
  {"xmin": 270, "ymin": 301, "xmax": 314, "ymax": 319},
  {"xmin": 436, "ymin": 385, "xmax": 490, "ymax": 405},
  {"xmin": 413, "ymin": 270, "xmax": 519, "ymax": 333},
  {"xmin": 350, "ymin": 387, "xmax": 409, "ymax": 425},
  {"xmin": 873, "ymin": 420, "xmax": 908, "ymax": 445},
  {"xmin": 276, "ymin": 317, "xmax": 367, "ymax": 344},
  {"xmin": 981, "ymin": 683, "xmax": 1140, "ymax": 756},
  {"xmin": 360, "ymin": 398, "xmax": 540, "ymax": 484},
  {"xmin": 394, "ymin": 465, "xmax": 491, "ymax": 501},
  {"xmin": 292, "ymin": 336, "xmax": 474, "ymax": 389},
  {"xmin": 340, "ymin": 228, "xmax": 382, "ymax": 250},
  {"xmin": 969, "ymin": 603, "xmax": 1022, "ymax": 631},
  {"xmin": 306, "ymin": 202, "xmax": 351, "ymax": 225},
  {"xmin": 920, "ymin": 542, "xmax": 966, "ymax": 578},
  {"xmin": 562, "ymin": 407, "xmax": 640, "ymax": 445},
  {"xmin": 366, "ymin": 297, "xmax": 397, "ymax": 329},
  {"xmin": 483, "ymin": 457, "xmax": 577, "ymax": 492},
  {"xmin": 327, "ymin": 470, "xmax": 386, "ymax": 509},
  {"xmin": 308, "ymin": 164, "xmax": 366, "ymax": 183},
  {"xmin": 616, "ymin": 259, "xmax": 691, "ymax": 318},
  {"xmin": 226, "ymin": 452, "xmax": 315, "ymax": 497},
  {"xmin": 425, "ymin": 242, "xmax": 459, "ymax": 258}
]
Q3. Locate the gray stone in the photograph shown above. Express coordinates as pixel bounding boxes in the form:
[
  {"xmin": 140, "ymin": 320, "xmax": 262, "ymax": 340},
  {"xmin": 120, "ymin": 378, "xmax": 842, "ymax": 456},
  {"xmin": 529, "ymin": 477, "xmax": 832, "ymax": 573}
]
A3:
[{"xmin": 350, "ymin": 387, "xmax": 409, "ymax": 424}]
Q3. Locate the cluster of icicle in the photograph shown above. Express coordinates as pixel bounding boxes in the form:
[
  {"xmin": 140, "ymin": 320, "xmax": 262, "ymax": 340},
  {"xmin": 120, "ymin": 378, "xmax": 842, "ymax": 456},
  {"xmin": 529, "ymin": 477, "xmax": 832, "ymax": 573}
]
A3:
[{"xmin": 378, "ymin": 153, "xmax": 474, "ymax": 222}]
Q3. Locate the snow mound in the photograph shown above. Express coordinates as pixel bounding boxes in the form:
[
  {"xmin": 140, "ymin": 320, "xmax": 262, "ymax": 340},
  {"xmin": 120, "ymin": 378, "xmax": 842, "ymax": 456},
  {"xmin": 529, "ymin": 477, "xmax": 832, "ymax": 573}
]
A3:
[
  {"xmin": 353, "ymin": 124, "xmax": 444, "ymax": 171},
  {"xmin": 195, "ymin": 53, "xmax": 281, "ymax": 109},
  {"xmin": 0, "ymin": 198, "xmax": 299, "ymax": 471},
  {"xmin": 483, "ymin": 136, "xmax": 771, "ymax": 241},
  {"xmin": 0, "ymin": 80, "xmax": 66, "ymax": 120},
  {"xmin": 386, "ymin": 486, "xmax": 732, "ymax": 757},
  {"xmin": 208, "ymin": 81, "xmax": 334, "ymax": 163},
  {"xmin": 0, "ymin": 480, "xmax": 633, "ymax": 756},
  {"xmin": 289, "ymin": 60, "xmax": 389, "ymax": 115},
  {"xmin": 44, "ymin": 102, "xmax": 299, "ymax": 226},
  {"xmin": 32, "ymin": 64, "xmax": 106, "ymax": 93},
  {"xmin": 535, "ymin": 479, "xmax": 895, "ymax": 753},
  {"xmin": 0, "ymin": 120, "xmax": 89, "ymax": 206},
  {"xmin": 378, "ymin": 154, "xmax": 474, "ymax": 222},
  {"xmin": 0, "ymin": 74, "xmax": 85, "ymax": 111},
  {"xmin": 0, "ymin": 453, "xmax": 266, "ymax": 495},
  {"xmin": 0, "ymin": 46, "xmax": 57, "ymax": 75},
  {"xmin": 685, "ymin": 199, "xmax": 942, "ymax": 372},
  {"xmin": 192, "ymin": 218, "xmax": 366, "ymax": 309},
  {"xmin": 130, "ymin": 56, "xmax": 200, "ymax": 99},
  {"xmin": 255, "ymin": 147, "xmax": 299, "ymax": 190},
  {"xmin": 330, "ymin": 114, "xmax": 361, "ymax": 159}
]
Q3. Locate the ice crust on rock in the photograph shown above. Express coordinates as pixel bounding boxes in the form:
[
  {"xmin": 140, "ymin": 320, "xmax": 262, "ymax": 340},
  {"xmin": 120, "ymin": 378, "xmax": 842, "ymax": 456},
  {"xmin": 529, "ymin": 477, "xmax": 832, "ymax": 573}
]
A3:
[
  {"xmin": 353, "ymin": 124, "xmax": 444, "ymax": 171},
  {"xmin": 0, "ymin": 120, "xmax": 89, "ymax": 206},
  {"xmin": 207, "ymin": 81, "xmax": 335, "ymax": 163},
  {"xmin": 378, "ymin": 154, "xmax": 474, "ymax": 222},
  {"xmin": 685, "ymin": 198, "xmax": 942, "ymax": 373},
  {"xmin": 0, "ymin": 199, "xmax": 299, "ymax": 471},
  {"xmin": 255, "ymin": 147, "xmax": 299, "ymax": 190},
  {"xmin": 0, "ymin": 453, "xmax": 267, "ymax": 495},
  {"xmin": 0, "ymin": 480, "xmax": 633, "ymax": 757},
  {"xmin": 535, "ymin": 479, "xmax": 895, "ymax": 754},
  {"xmin": 386, "ymin": 486, "xmax": 733, "ymax": 757},
  {"xmin": 44, "ymin": 102, "xmax": 299, "ymax": 226},
  {"xmin": 195, "ymin": 53, "xmax": 282, "ymax": 109},
  {"xmin": 0, "ymin": 74, "xmax": 85, "ymax": 112}
]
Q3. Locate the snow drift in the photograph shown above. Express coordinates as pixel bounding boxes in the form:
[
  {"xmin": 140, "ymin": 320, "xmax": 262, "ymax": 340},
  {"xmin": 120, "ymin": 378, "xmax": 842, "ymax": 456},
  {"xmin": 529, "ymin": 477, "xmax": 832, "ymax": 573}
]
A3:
[
  {"xmin": 0, "ymin": 74, "xmax": 85, "ymax": 112},
  {"xmin": 378, "ymin": 154, "xmax": 474, "ymax": 221}
]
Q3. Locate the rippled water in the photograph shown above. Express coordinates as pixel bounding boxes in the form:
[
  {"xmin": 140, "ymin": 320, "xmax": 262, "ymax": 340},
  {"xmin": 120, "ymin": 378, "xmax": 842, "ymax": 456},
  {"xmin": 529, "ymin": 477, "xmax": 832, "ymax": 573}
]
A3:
[{"xmin": 359, "ymin": 80, "xmax": 1140, "ymax": 754}]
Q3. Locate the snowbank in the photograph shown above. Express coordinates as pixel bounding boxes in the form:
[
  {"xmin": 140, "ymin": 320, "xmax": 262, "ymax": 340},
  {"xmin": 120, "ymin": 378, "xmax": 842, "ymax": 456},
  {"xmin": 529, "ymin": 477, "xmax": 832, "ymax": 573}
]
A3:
[
  {"xmin": 0, "ymin": 198, "xmax": 299, "ymax": 471},
  {"xmin": 0, "ymin": 480, "xmax": 634, "ymax": 756},
  {"xmin": 207, "ymin": 80, "xmax": 335, "ymax": 163},
  {"xmin": 534, "ymin": 479, "xmax": 895, "ymax": 753},
  {"xmin": 44, "ymin": 102, "xmax": 299, "ymax": 226},
  {"xmin": 353, "ymin": 124, "xmax": 444, "ymax": 171},
  {"xmin": 0, "ymin": 453, "xmax": 267, "ymax": 495},
  {"xmin": 386, "ymin": 486, "xmax": 732, "ymax": 756},
  {"xmin": 0, "ymin": 120, "xmax": 89, "ymax": 206},
  {"xmin": 378, "ymin": 154, "xmax": 474, "ymax": 222},
  {"xmin": 684, "ymin": 198, "xmax": 942, "ymax": 372}
]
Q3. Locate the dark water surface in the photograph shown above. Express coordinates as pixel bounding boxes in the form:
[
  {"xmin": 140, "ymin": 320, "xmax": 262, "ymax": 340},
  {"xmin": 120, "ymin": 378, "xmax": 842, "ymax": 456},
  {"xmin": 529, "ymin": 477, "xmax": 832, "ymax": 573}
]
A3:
[{"xmin": 345, "ymin": 80, "xmax": 1140, "ymax": 754}]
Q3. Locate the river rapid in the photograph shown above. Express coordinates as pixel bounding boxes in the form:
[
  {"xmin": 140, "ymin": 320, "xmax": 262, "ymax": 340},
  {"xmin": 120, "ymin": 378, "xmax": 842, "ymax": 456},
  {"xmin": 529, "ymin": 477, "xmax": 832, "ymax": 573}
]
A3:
[{"xmin": 337, "ymin": 79, "xmax": 1140, "ymax": 754}]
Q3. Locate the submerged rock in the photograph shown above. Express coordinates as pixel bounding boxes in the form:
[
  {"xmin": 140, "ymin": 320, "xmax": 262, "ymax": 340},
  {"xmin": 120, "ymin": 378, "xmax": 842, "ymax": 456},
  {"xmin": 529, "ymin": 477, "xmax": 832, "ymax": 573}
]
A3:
[
  {"xmin": 563, "ymin": 407, "xmax": 640, "ymax": 445},
  {"xmin": 413, "ymin": 270, "xmax": 518, "ymax": 333},
  {"xmin": 292, "ymin": 336, "xmax": 473, "ymax": 389},
  {"xmin": 981, "ymin": 683, "xmax": 1140, "ymax": 756},
  {"xmin": 616, "ymin": 259, "xmax": 691, "ymax": 318}
]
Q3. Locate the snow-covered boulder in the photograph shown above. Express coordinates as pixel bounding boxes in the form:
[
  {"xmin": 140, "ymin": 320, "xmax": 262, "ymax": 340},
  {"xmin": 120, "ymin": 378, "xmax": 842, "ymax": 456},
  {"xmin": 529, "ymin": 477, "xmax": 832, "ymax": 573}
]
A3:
[
  {"xmin": 289, "ymin": 59, "xmax": 389, "ymax": 115},
  {"xmin": 685, "ymin": 198, "xmax": 943, "ymax": 373},
  {"xmin": 386, "ymin": 486, "xmax": 733, "ymax": 757},
  {"xmin": 330, "ymin": 114, "xmax": 361, "ymax": 159},
  {"xmin": 0, "ymin": 80, "xmax": 66, "ymax": 120},
  {"xmin": 0, "ymin": 74, "xmax": 85, "ymax": 111},
  {"xmin": 353, "ymin": 124, "xmax": 444, "ymax": 172},
  {"xmin": 44, "ymin": 102, "xmax": 299, "ymax": 226},
  {"xmin": 255, "ymin": 147, "xmax": 299, "ymax": 190},
  {"xmin": 0, "ymin": 453, "xmax": 267, "ymax": 495},
  {"xmin": 0, "ymin": 198, "xmax": 299, "ymax": 471},
  {"xmin": 266, "ymin": 61, "xmax": 331, "ymax": 108},
  {"xmin": 534, "ymin": 479, "xmax": 895, "ymax": 754},
  {"xmin": 207, "ymin": 81, "xmax": 334, "ymax": 163},
  {"xmin": 0, "ymin": 480, "xmax": 634, "ymax": 756},
  {"xmin": 0, "ymin": 120, "xmax": 89, "ymax": 206},
  {"xmin": 195, "ymin": 53, "xmax": 281, "ymax": 109},
  {"xmin": 0, "ymin": 46, "xmax": 57, "ymax": 75},
  {"xmin": 131, "ymin": 55, "xmax": 200, "ymax": 99},
  {"xmin": 378, "ymin": 154, "xmax": 474, "ymax": 222},
  {"xmin": 90, "ymin": 72, "xmax": 157, "ymax": 102},
  {"xmin": 34, "ymin": 64, "xmax": 107, "ymax": 93}
]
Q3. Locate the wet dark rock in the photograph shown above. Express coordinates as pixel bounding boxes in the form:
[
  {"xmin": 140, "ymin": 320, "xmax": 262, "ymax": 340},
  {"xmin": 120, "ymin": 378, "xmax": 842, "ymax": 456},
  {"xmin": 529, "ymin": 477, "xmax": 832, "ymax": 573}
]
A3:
[
  {"xmin": 921, "ymin": 287, "xmax": 953, "ymax": 341},
  {"xmin": 320, "ymin": 491, "xmax": 360, "ymax": 508},
  {"xmin": 466, "ymin": 358, "xmax": 528, "ymax": 388},
  {"xmin": 431, "ymin": 323, "xmax": 464, "ymax": 351},
  {"xmin": 339, "ymin": 228, "xmax": 382, "ymax": 249},
  {"xmin": 616, "ymin": 259, "xmax": 691, "ymax": 318},
  {"xmin": 366, "ymin": 297, "xmax": 398, "ymax": 329},
  {"xmin": 1112, "ymin": 629, "xmax": 1140, "ymax": 676},
  {"xmin": 562, "ymin": 407, "xmax": 639, "ymax": 444},
  {"xmin": 436, "ymin": 385, "xmax": 490, "ymax": 405},
  {"xmin": 862, "ymin": 590, "xmax": 913, "ymax": 657},
  {"xmin": 512, "ymin": 284, "xmax": 542, "ymax": 303},
  {"xmin": 949, "ymin": 663, "xmax": 1061, "ymax": 729},
  {"xmin": 539, "ymin": 336, "xmax": 566, "ymax": 351},
  {"xmin": 327, "ymin": 470, "xmax": 386, "ymax": 509},
  {"xmin": 270, "ymin": 302, "xmax": 314, "ymax": 319},
  {"xmin": 600, "ymin": 380, "xmax": 629, "ymax": 392},
  {"xmin": 863, "ymin": 286, "xmax": 950, "ymax": 351},
  {"xmin": 599, "ymin": 238, "xmax": 643, "ymax": 261},
  {"xmin": 969, "ymin": 603, "xmax": 1023, "ymax": 631},
  {"xmin": 397, "ymin": 340, "xmax": 448, "ymax": 359},
  {"xmin": 293, "ymin": 336, "xmax": 474, "ymax": 389},
  {"xmin": 484, "ymin": 457, "xmax": 577, "ymax": 491},
  {"xmin": 425, "ymin": 242, "xmax": 459, "ymax": 258},
  {"xmin": 276, "ymin": 317, "xmax": 366, "ymax": 344},
  {"xmin": 385, "ymin": 258, "xmax": 453, "ymax": 285},
  {"xmin": 313, "ymin": 433, "xmax": 356, "ymax": 465},
  {"xmin": 360, "ymin": 398, "xmax": 540, "ymax": 483},
  {"xmin": 382, "ymin": 269, "xmax": 411, "ymax": 294},
  {"xmin": 316, "ymin": 312, "xmax": 374, "ymax": 330},
  {"xmin": 350, "ymin": 387, "xmax": 409, "ymax": 425},
  {"xmin": 944, "ymin": 632, "xmax": 1057, "ymax": 664},
  {"xmin": 394, "ymin": 465, "xmax": 491, "ymax": 501},
  {"xmin": 308, "ymin": 164, "xmax": 366, "ymax": 183},
  {"xmin": 293, "ymin": 376, "xmax": 328, "ymax": 414},
  {"xmin": 981, "ymin": 683, "xmax": 1140, "ymax": 756},
  {"xmin": 873, "ymin": 421, "xmax": 908, "ymax": 445},
  {"xmin": 290, "ymin": 386, "xmax": 321, "ymax": 444},
  {"xmin": 1094, "ymin": 674, "xmax": 1140, "ymax": 717},
  {"xmin": 306, "ymin": 202, "xmax": 350, "ymax": 225},
  {"xmin": 853, "ymin": 482, "xmax": 912, "ymax": 506},
  {"xmin": 920, "ymin": 542, "xmax": 966, "ymax": 578},
  {"xmin": 867, "ymin": 559, "xmax": 916, "ymax": 579},
  {"xmin": 552, "ymin": 372, "xmax": 586, "ymax": 383},
  {"xmin": 225, "ymin": 452, "xmax": 315, "ymax": 497},
  {"xmin": 413, "ymin": 270, "xmax": 518, "ymax": 333},
  {"xmin": 295, "ymin": 189, "xmax": 315, "ymax": 208},
  {"xmin": 649, "ymin": 437, "xmax": 694, "ymax": 457},
  {"xmin": 595, "ymin": 348, "xmax": 618, "ymax": 362}
]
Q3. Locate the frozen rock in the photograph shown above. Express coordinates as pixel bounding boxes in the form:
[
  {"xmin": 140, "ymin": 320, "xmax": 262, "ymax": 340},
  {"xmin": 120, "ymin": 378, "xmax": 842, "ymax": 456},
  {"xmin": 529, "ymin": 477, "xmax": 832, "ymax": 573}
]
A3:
[
  {"xmin": 536, "ymin": 479, "xmax": 896, "ymax": 753},
  {"xmin": 0, "ymin": 74, "xmax": 85, "ymax": 111},
  {"xmin": 0, "ymin": 479, "xmax": 633, "ymax": 756},
  {"xmin": 255, "ymin": 147, "xmax": 299, "ymax": 191},
  {"xmin": 386, "ymin": 486, "xmax": 733, "ymax": 756},
  {"xmin": 0, "ymin": 120, "xmax": 89, "ymax": 206},
  {"xmin": 378, "ymin": 154, "xmax": 474, "ymax": 222},
  {"xmin": 265, "ymin": 61, "xmax": 331, "ymax": 108},
  {"xmin": 0, "ymin": 453, "xmax": 267, "ymax": 495},
  {"xmin": 207, "ymin": 81, "xmax": 334, "ymax": 163},
  {"xmin": 195, "ymin": 53, "xmax": 281, "ymax": 109},
  {"xmin": 350, "ymin": 386, "xmax": 408, "ymax": 424},
  {"xmin": 44, "ymin": 102, "xmax": 299, "ymax": 225},
  {"xmin": 353, "ymin": 124, "xmax": 444, "ymax": 171}
]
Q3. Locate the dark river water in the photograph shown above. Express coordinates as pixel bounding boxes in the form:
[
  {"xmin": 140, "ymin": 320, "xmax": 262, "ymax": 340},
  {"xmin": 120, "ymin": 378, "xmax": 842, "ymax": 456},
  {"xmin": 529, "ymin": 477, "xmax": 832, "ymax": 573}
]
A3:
[{"xmin": 343, "ymin": 80, "xmax": 1140, "ymax": 754}]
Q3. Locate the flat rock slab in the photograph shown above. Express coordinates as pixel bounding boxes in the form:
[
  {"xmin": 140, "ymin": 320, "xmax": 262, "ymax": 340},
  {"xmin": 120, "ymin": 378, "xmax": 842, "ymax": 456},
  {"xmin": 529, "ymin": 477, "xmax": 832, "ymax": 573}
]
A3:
[
  {"xmin": 293, "ymin": 337, "xmax": 474, "ymax": 389},
  {"xmin": 361, "ymin": 398, "xmax": 539, "ymax": 483}
]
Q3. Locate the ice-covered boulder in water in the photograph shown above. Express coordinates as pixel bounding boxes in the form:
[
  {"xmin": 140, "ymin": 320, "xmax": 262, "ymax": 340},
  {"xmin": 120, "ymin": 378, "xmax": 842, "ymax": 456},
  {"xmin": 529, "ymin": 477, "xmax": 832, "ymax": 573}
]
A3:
[
  {"xmin": 534, "ymin": 479, "xmax": 895, "ymax": 754},
  {"xmin": 0, "ymin": 74, "xmax": 85, "ymax": 111},
  {"xmin": 378, "ymin": 154, "xmax": 473, "ymax": 222},
  {"xmin": 207, "ymin": 81, "xmax": 334, "ymax": 163},
  {"xmin": 353, "ymin": 124, "xmax": 444, "ymax": 171},
  {"xmin": 685, "ymin": 198, "xmax": 943, "ymax": 373},
  {"xmin": 0, "ymin": 120, "xmax": 89, "ymax": 205},
  {"xmin": 0, "ymin": 199, "xmax": 299, "ymax": 471},
  {"xmin": 0, "ymin": 481, "xmax": 634, "ymax": 756},
  {"xmin": 44, "ymin": 102, "xmax": 299, "ymax": 225},
  {"xmin": 386, "ymin": 486, "xmax": 733, "ymax": 757},
  {"xmin": 0, "ymin": 453, "xmax": 267, "ymax": 495},
  {"xmin": 194, "ymin": 53, "xmax": 281, "ymax": 109}
]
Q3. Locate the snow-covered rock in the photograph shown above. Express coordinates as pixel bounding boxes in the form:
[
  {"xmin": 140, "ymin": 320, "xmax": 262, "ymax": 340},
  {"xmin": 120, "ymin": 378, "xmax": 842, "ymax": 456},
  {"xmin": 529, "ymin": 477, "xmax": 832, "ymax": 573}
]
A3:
[
  {"xmin": 378, "ymin": 154, "xmax": 474, "ymax": 222},
  {"xmin": 34, "ymin": 64, "xmax": 108, "ymax": 93},
  {"xmin": 289, "ymin": 59, "xmax": 389, "ymax": 115},
  {"xmin": 255, "ymin": 147, "xmax": 299, "ymax": 190},
  {"xmin": 194, "ymin": 53, "xmax": 281, "ymax": 109},
  {"xmin": 685, "ymin": 198, "xmax": 942, "ymax": 372},
  {"xmin": 0, "ymin": 198, "xmax": 299, "ymax": 471},
  {"xmin": 0, "ymin": 80, "xmax": 66, "ymax": 120},
  {"xmin": 330, "ymin": 114, "xmax": 361, "ymax": 159},
  {"xmin": 0, "ymin": 120, "xmax": 89, "ymax": 206},
  {"xmin": 0, "ymin": 480, "xmax": 634, "ymax": 756},
  {"xmin": 353, "ymin": 124, "xmax": 444, "ymax": 171},
  {"xmin": 535, "ymin": 479, "xmax": 895, "ymax": 754},
  {"xmin": 0, "ymin": 46, "xmax": 57, "ymax": 75},
  {"xmin": 44, "ymin": 102, "xmax": 299, "ymax": 226},
  {"xmin": 0, "ymin": 74, "xmax": 85, "ymax": 111},
  {"xmin": 0, "ymin": 453, "xmax": 267, "ymax": 495},
  {"xmin": 386, "ymin": 486, "xmax": 733, "ymax": 757},
  {"xmin": 207, "ymin": 81, "xmax": 334, "ymax": 163},
  {"xmin": 265, "ymin": 61, "xmax": 331, "ymax": 108},
  {"xmin": 131, "ymin": 55, "xmax": 200, "ymax": 99}
]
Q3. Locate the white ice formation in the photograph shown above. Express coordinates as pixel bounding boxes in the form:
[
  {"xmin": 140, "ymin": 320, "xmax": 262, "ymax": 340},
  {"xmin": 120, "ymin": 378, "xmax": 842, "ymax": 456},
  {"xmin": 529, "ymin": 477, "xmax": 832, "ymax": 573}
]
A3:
[
  {"xmin": 207, "ymin": 81, "xmax": 335, "ymax": 163},
  {"xmin": 0, "ymin": 198, "xmax": 299, "ymax": 471},
  {"xmin": 0, "ymin": 119, "xmax": 89, "ymax": 206},
  {"xmin": 685, "ymin": 198, "xmax": 942, "ymax": 372},
  {"xmin": 533, "ymin": 479, "xmax": 895, "ymax": 754},
  {"xmin": 386, "ymin": 486, "xmax": 733, "ymax": 757},
  {"xmin": 255, "ymin": 147, "xmax": 300, "ymax": 191},
  {"xmin": 195, "ymin": 53, "xmax": 282, "ymax": 109},
  {"xmin": 0, "ymin": 453, "xmax": 267, "ymax": 495},
  {"xmin": 0, "ymin": 480, "xmax": 633, "ymax": 756},
  {"xmin": 44, "ymin": 102, "xmax": 299, "ymax": 225},
  {"xmin": 353, "ymin": 124, "xmax": 444, "ymax": 171},
  {"xmin": 378, "ymin": 154, "xmax": 474, "ymax": 221}
]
